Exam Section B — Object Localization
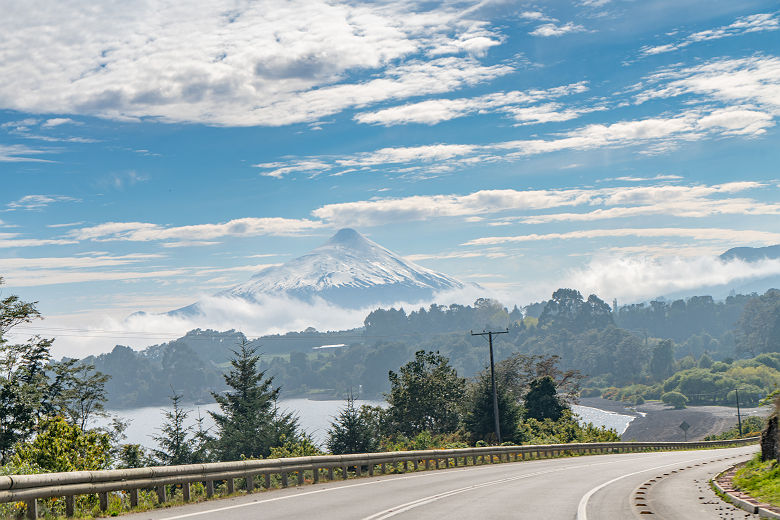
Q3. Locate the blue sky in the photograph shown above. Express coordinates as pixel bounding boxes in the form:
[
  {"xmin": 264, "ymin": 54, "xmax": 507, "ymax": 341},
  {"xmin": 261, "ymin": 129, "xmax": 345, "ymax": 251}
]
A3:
[{"xmin": 1, "ymin": 0, "xmax": 779, "ymax": 357}]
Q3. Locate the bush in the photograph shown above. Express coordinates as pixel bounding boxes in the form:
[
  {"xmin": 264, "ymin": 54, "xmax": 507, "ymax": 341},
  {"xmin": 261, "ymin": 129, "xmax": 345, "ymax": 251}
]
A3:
[
  {"xmin": 661, "ymin": 391, "xmax": 688, "ymax": 409},
  {"xmin": 580, "ymin": 387, "xmax": 601, "ymax": 398},
  {"xmin": 631, "ymin": 395, "xmax": 645, "ymax": 405}
]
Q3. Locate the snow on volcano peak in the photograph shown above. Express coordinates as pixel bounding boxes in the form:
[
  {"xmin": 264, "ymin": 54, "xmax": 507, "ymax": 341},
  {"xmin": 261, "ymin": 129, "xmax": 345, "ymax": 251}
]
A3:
[{"xmin": 218, "ymin": 228, "xmax": 466, "ymax": 308}]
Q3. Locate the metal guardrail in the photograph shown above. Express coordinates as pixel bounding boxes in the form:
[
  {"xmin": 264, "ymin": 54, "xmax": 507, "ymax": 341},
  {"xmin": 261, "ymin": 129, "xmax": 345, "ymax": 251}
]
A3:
[{"xmin": 3, "ymin": 437, "xmax": 758, "ymax": 518}]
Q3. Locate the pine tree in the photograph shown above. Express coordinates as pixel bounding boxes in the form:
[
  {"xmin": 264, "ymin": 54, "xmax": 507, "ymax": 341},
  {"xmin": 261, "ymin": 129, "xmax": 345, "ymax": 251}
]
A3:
[
  {"xmin": 209, "ymin": 340, "xmax": 298, "ymax": 460},
  {"xmin": 151, "ymin": 390, "xmax": 193, "ymax": 465},
  {"xmin": 464, "ymin": 374, "xmax": 522, "ymax": 444},
  {"xmin": 524, "ymin": 376, "xmax": 566, "ymax": 421},
  {"xmin": 327, "ymin": 393, "xmax": 377, "ymax": 454}
]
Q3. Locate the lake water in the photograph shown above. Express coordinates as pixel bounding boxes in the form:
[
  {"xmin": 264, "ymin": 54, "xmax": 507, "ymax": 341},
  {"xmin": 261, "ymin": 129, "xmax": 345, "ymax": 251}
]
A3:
[
  {"xmin": 571, "ymin": 404, "xmax": 634, "ymax": 435},
  {"xmin": 99, "ymin": 401, "xmax": 634, "ymax": 449}
]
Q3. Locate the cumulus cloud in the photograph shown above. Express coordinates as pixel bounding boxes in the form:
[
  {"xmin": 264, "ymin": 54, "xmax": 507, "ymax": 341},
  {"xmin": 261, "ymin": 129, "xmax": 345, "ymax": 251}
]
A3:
[
  {"xmin": 354, "ymin": 82, "xmax": 590, "ymax": 126},
  {"xmin": 70, "ymin": 217, "xmax": 325, "ymax": 244},
  {"xmin": 565, "ymin": 255, "xmax": 780, "ymax": 303},
  {"xmin": 41, "ymin": 118, "xmax": 77, "ymax": 128},
  {"xmin": 530, "ymin": 22, "xmax": 586, "ymax": 37},
  {"xmin": 639, "ymin": 13, "xmax": 779, "ymax": 57},
  {"xmin": 0, "ymin": 1, "xmax": 511, "ymax": 126}
]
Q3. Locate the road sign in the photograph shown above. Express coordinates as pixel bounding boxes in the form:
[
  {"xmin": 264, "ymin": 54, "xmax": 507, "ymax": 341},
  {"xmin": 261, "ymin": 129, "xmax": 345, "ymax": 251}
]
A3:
[{"xmin": 680, "ymin": 421, "xmax": 690, "ymax": 441}]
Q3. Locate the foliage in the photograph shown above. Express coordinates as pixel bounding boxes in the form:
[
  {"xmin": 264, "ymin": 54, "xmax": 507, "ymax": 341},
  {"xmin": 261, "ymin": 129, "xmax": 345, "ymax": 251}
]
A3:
[
  {"xmin": 268, "ymin": 434, "xmax": 323, "ymax": 458},
  {"xmin": 209, "ymin": 340, "xmax": 299, "ymax": 460},
  {"xmin": 538, "ymin": 289, "xmax": 613, "ymax": 333},
  {"xmin": 151, "ymin": 391, "xmax": 193, "ymax": 465},
  {"xmin": 732, "ymin": 453, "xmax": 780, "ymax": 506},
  {"xmin": 521, "ymin": 409, "xmax": 620, "ymax": 444},
  {"xmin": 11, "ymin": 416, "xmax": 111, "ymax": 472},
  {"xmin": 117, "ymin": 443, "xmax": 148, "ymax": 468},
  {"xmin": 385, "ymin": 350, "xmax": 466, "ymax": 436},
  {"xmin": 736, "ymin": 289, "xmax": 780, "ymax": 356},
  {"xmin": 661, "ymin": 391, "xmax": 688, "ymax": 409},
  {"xmin": 327, "ymin": 394, "xmax": 378, "ymax": 454},
  {"xmin": 704, "ymin": 416, "xmax": 765, "ymax": 440},
  {"xmin": 49, "ymin": 358, "xmax": 110, "ymax": 431},
  {"xmin": 524, "ymin": 376, "xmax": 565, "ymax": 421},
  {"xmin": 650, "ymin": 339, "xmax": 674, "ymax": 381},
  {"xmin": 463, "ymin": 372, "xmax": 522, "ymax": 444},
  {"xmin": 492, "ymin": 353, "xmax": 583, "ymax": 403}
]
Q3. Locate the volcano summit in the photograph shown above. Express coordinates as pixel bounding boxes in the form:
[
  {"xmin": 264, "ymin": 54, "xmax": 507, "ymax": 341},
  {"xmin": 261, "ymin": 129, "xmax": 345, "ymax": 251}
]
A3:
[{"xmin": 173, "ymin": 228, "xmax": 467, "ymax": 312}]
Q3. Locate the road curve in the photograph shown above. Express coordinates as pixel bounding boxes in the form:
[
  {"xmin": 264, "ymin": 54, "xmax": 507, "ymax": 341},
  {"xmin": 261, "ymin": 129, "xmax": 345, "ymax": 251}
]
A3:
[{"xmin": 124, "ymin": 446, "xmax": 758, "ymax": 520}]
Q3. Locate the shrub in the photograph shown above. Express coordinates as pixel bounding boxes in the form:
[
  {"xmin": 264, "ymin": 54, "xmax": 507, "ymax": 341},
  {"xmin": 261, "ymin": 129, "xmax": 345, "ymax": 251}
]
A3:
[{"xmin": 661, "ymin": 391, "xmax": 688, "ymax": 409}]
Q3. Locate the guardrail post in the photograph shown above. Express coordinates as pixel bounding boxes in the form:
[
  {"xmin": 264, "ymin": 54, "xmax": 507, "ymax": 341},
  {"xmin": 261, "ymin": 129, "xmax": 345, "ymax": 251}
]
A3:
[
  {"xmin": 65, "ymin": 495, "xmax": 75, "ymax": 517},
  {"xmin": 156, "ymin": 485, "xmax": 166, "ymax": 504},
  {"xmin": 413, "ymin": 459, "xmax": 419, "ymax": 470},
  {"xmin": 264, "ymin": 473, "xmax": 271, "ymax": 489},
  {"xmin": 183, "ymin": 482, "xmax": 191, "ymax": 501},
  {"xmin": 25, "ymin": 499, "xmax": 37, "ymax": 519},
  {"xmin": 314, "ymin": 467, "xmax": 321, "ymax": 482},
  {"xmin": 381, "ymin": 462, "xmax": 386, "ymax": 474},
  {"xmin": 245, "ymin": 474, "xmax": 254, "ymax": 492},
  {"xmin": 328, "ymin": 467, "xmax": 335, "ymax": 480},
  {"xmin": 206, "ymin": 480, "xmax": 215, "ymax": 497},
  {"xmin": 130, "ymin": 489, "xmax": 139, "ymax": 508},
  {"xmin": 424, "ymin": 459, "xmax": 430, "ymax": 470},
  {"xmin": 355, "ymin": 465, "xmax": 362, "ymax": 477},
  {"xmin": 281, "ymin": 472, "xmax": 289, "ymax": 488},
  {"xmin": 298, "ymin": 471, "xmax": 305, "ymax": 484},
  {"xmin": 227, "ymin": 478, "xmax": 235, "ymax": 494}
]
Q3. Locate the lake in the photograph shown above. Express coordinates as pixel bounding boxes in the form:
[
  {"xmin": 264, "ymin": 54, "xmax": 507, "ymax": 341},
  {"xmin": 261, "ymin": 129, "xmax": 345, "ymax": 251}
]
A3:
[{"xmin": 98, "ymin": 400, "xmax": 634, "ymax": 449}]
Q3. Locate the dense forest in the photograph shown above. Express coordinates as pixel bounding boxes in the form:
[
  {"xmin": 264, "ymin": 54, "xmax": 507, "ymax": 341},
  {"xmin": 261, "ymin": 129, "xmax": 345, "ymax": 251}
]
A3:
[{"xmin": 83, "ymin": 287, "xmax": 780, "ymax": 408}]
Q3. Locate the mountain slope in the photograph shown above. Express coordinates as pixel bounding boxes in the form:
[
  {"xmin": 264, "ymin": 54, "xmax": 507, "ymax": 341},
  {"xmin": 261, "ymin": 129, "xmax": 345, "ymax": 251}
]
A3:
[
  {"xmin": 720, "ymin": 244, "xmax": 780, "ymax": 262},
  {"xmin": 176, "ymin": 228, "xmax": 467, "ymax": 311}
]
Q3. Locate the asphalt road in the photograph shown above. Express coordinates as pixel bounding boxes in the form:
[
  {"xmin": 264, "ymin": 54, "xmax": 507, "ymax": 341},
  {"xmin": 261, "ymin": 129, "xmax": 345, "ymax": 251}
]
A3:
[{"xmin": 125, "ymin": 446, "xmax": 759, "ymax": 520}]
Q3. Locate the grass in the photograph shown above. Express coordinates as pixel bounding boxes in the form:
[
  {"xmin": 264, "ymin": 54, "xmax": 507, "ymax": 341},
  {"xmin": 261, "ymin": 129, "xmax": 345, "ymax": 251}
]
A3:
[{"xmin": 732, "ymin": 453, "xmax": 780, "ymax": 506}]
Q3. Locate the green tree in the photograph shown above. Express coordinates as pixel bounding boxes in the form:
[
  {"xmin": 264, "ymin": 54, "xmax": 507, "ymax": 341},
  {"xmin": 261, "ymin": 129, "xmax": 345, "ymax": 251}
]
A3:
[
  {"xmin": 11, "ymin": 416, "xmax": 111, "ymax": 472},
  {"xmin": 736, "ymin": 289, "xmax": 780, "ymax": 356},
  {"xmin": 0, "ymin": 279, "xmax": 55, "ymax": 463},
  {"xmin": 210, "ymin": 340, "xmax": 299, "ymax": 460},
  {"xmin": 650, "ymin": 339, "xmax": 674, "ymax": 381},
  {"xmin": 386, "ymin": 350, "xmax": 465, "ymax": 436},
  {"xmin": 524, "ymin": 376, "xmax": 566, "ymax": 421},
  {"xmin": 152, "ymin": 390, "xmax": 193, "ymax": 465},
  {"xmin": 463, "ymin": 373, "xmax": 522, "ymax": 444},
  {"xmin": 50, "ymin": 359, "xmax": 110, "ymax": 431},
  {"xmin": 327, "ymin": 393, "xmax": 378, "ymax": 454}
]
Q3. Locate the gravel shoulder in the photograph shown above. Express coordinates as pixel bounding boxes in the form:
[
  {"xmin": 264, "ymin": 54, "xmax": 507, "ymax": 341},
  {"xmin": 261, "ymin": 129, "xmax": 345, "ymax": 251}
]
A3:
[{"xmin": 579, "ymin": 397, "xmax": 770, "ymax": 441}]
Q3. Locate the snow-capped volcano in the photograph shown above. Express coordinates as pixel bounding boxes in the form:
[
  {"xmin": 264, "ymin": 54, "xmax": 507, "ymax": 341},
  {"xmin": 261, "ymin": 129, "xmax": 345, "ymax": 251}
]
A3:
[
  {"xmin": 169, "ymin": 229, "xmax": 467, "ymax": 313},
  {"xmin": 219, "ymin": 228, "xmax": 465, "ymax": 307}
]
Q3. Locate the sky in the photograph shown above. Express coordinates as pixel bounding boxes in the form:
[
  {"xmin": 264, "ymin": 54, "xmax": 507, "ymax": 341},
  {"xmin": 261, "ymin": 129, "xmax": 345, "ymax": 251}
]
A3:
[{"xmin": 1, "ymin": 0, "xmax": 779, "ymax": 357}]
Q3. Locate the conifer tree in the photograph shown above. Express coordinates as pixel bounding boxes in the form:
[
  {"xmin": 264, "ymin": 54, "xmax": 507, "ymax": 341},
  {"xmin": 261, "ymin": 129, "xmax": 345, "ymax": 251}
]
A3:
[
  {"xmin": 209, "ymin": 340, "xmax": 298, "ymax": 460},
  {"xmin": 151, "ymin": 390, "xmax": 192, "ymax": 465},
  {"xmin": 327, "ymin": 393, "xmax": 377, "ymax": 454}
]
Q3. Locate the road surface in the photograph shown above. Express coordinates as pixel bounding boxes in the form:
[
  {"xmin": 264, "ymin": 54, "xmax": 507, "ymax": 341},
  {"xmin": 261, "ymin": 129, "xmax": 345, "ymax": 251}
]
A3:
[{"xmin": 125, "ymin": 446, "xmax": 759, "ymax": 519}]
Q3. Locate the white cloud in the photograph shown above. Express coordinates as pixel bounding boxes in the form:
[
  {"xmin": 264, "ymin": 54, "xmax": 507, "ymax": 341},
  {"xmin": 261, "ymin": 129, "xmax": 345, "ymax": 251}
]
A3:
[
  {"xmin": 0, "ymin": 1, "xmax": 512, "ymax": 126},
  {"xmin": 636, "ymin": 56, "xmax": 780, "ymax": 116},
  {"xmin": 530, "ymin": 22, "xmax": 586, "ymax": 37},
  {"xmin": 566, "ymin": 255, "xmax": 780, "ymax": 303},
  {"xmin": 639, "ymin": 13, "xmax": 779, "ymax": 57},
  {"xmin": 519, "ymin": 11, "xmax": 555, "ymax": 22},
  {"xmin": 462, "ymin": 227, "xmax": 780, "ymax": 246},
  {"xmin": 354, "ymin": 82, "xmax": 590, "ymax": 126},
  {"xmin": 0, "ymin": 144, "xmax": 52, "ymax": 162},
  {"xmin": 71, "ymin": 217, "xmax": 325, "ymax": 244},
  {"xmin": 313, "ymin": 181, "xmax": 773, "ymax": 227},
  {"xmin": 0, "ymin": 234, "xmax": 78, "ymax": 248},
  {"xmin": 41, "ymin": 118, "xmax": 77, "ymax": 128},
  {"xmin": 263, "ymin": 100, "xmax": 775, "ymax": 178},
  {"xmin": 7, "ymin": 194, "xmax": 80, "ymax": 210}
]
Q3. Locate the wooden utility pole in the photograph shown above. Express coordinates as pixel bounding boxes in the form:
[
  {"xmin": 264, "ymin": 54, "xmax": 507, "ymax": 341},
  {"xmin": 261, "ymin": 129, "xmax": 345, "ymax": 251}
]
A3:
[{"xmin": 471, "ymin": 329, "xmax": 508, "ymax": 444}]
